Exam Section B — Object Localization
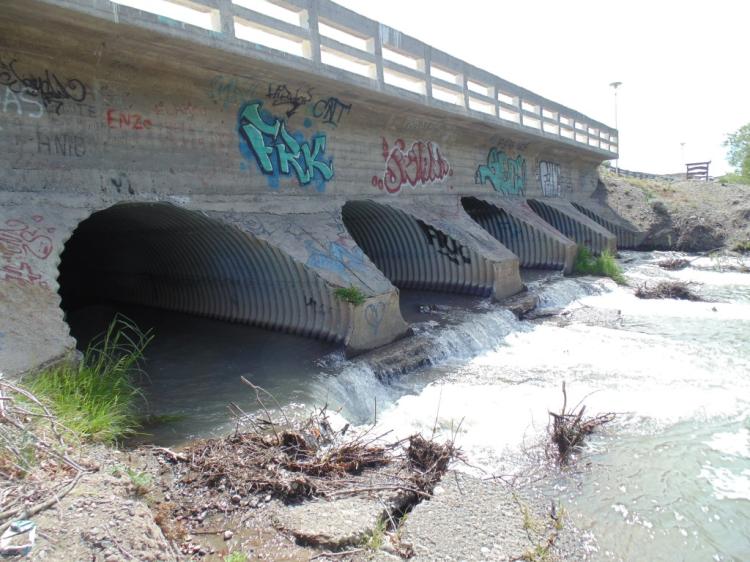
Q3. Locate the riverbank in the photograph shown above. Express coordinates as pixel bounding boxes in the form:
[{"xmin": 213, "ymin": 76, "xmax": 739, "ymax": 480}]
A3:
[{"xmin": 597, "ymin": 168, "xmax": 750, "ymax": 252}]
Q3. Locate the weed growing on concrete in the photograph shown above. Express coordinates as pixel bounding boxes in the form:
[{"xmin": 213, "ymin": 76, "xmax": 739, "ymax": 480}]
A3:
[
  {"xmin": 333, "ymin": 285, "xmax": 366, "ymax": 306},
  {"xmin": 573, "ymin": 247, "xmax": 627, "ymax": 285},
  {"xmin": 363, "ymin": 517, "xmax": 387, "ymax": 550},
  {"xmin": 26, "ymin": 314, "xmax": 152, "ymax": 443}
]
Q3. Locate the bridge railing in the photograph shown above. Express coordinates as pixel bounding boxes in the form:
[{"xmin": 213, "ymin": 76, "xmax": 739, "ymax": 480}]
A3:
[{"xmin": 107, "ymin": 0, "xmax": 618, "ymax": 155}]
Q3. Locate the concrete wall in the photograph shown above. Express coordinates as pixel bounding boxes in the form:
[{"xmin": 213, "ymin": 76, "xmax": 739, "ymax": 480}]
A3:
[{"xmin": 0, "ymin": 1, "xmax": 624, "ymax": 375}]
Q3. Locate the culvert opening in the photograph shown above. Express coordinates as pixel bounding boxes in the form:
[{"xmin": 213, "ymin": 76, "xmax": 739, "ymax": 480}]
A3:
[
  {"xmin": 341, "ymin": 200, "xmax": 495, "ymax": 319},
  {"xmin": 56, "ymin": 202, "xmax": 340, "ymax": 443},
  {"xmin": 461, "ymin": 196, "xmax": 570, "ymax": 271}
]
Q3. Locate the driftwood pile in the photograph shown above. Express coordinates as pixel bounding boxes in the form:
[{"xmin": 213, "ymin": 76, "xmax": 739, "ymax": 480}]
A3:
[
  {"xmin": 547, "ymin": 382, "xmax": 615, "ymax": 464},
  {"xmin": 635, "ymin": 280, "xmax": 701, "ymax": 301},
  {"xmin": 156, "ymin": 378, "xmax": 459, "ymax": 529},
  {"xmin": 657, "ymin": 257, "xmax": 690, "ymax": 270}
]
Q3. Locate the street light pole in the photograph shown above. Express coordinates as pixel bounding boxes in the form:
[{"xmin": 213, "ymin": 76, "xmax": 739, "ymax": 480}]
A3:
[{"xmin": 609, "ymin": 81, "xmax": 622, "ymax": 174}]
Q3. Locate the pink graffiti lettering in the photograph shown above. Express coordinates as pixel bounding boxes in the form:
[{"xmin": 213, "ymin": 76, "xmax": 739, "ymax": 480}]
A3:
[
  {"xmin": 0, "ymin": 216, "xmax": 53, "ymax": 288},
  {"xmin": 1, "ymin": 261, "xmax": 47, "ymax": 288},
  {"xmin": 371, "ymin": 138, "xmax": 453, "ymax": 194}
]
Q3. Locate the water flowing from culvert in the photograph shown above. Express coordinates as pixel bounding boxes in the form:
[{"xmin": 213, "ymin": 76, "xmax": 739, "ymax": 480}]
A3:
[{"xmin": 67, "ymin": 251, "xmax": 750, "ymax": 560}]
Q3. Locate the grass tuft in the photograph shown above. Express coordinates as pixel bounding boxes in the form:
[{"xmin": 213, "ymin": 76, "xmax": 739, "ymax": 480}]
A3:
[
  {"xmin": 25, "ymin": 314, "xmax": 152, "ymax": 444},
  {"xmin": 224, "ymin": 553, "xmax": 248, "ymax": 562},
  {"xmin": 333, "ymin": 285, "xmax": 366, "ymax": 306},
  {"xmin": 733, "ymin": 240, "xmax": 750, "ymax": 254},
  {"xmin": 572, "ymin": 247, "xmax": 627, "ymax": 285}
]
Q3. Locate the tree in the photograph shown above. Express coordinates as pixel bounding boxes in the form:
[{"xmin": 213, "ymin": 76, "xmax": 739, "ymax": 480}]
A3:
[{"xmin": 724, "ymin": 123, "xmax": 750, "ymax": 181}]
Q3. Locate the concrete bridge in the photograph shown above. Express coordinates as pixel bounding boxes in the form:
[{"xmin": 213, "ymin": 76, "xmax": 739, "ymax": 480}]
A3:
[{"xmin": 0, "ymin": 0, "xmax": 641, "ymax": 375}]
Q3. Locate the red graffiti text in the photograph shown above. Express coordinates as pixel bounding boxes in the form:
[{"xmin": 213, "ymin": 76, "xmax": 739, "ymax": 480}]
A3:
[
  {"xmin": 106, "ymin": 108, "xmax": 153, "ymax": 130},
  {"xmin": 371, "ymin": 138, "xmax": 453, "ymax": 194}
]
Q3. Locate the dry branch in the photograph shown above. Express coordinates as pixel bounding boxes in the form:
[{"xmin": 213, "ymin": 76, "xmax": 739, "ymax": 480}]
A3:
[
  {"xmin": 634, "ymin": 280, "xmax": 702, "ymax": 301},
  {"xmin": 156, "ymin": 379, "xmax": 460, "ymax": 537},
  {"xmin": 547, "ymin": 382, "xmax": 615, "ymax": 464}
]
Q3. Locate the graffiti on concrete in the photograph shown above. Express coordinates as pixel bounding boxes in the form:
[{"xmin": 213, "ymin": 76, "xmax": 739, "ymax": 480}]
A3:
[
  {"xmin": 371, "ymin": 138, "xmax": 453, "ymax": 194},
  {"xmin": 106, "ymin": 108, "xmax": 153, "ymax": 130},
  {"xmin": 311, "ymin": 96, "xmax": 351, "ymax": 128},
  {"xmin": 417, "ymin": 220, "xmax": 471, "ymax": 265},
  {"xmin": 110, "ymin": 172, "xmax": 134, "ymax": 195},
  {"xmin": 305, "ymin": 239, "xmax": 369, "ymax": 285},
  {"xmin": 475, "ymin": 148, "xmax": 526, "ymax": 195},
  {"xmin": 0, "ymin": 57, "xmax": 87, "ymax": 115},
  {"xmin": 238, "ymin": 100, "xmax": 334, "ymax": 191},
  {"xmin": 37, "ymin": 132, "xmax": 86, "ymax": 158},
  {"xmin": 1, "ymin": 85, "xmax": 44, "ymax": 119},
  {"xmin": 208, "ymin": 75, "xmax": 261, "ymax": 109},
  {"xmin": 0, "ymin": 215, "xmax": 54, "ymax": 288},
  {"xmin": 365, "ymin": 301, "xmax": 385, "ymax": 335},
  {"xmin": 539, "ymin": 161, "xmax": 561, "ymax": 197},
  {"xmin": 267, "ymin": 83, "xmax": 313, "ymax": 118}
]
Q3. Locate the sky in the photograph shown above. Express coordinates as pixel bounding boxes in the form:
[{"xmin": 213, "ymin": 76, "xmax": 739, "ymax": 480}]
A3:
[{"xmin": 334, "ymin": 0, "xmax": 750, "ymax": 175}]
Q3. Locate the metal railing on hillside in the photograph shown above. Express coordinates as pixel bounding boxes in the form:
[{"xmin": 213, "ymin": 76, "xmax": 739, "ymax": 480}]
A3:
[{"xmin": 108, "ymin": 0, "xmax": 618, "ymax": 155}]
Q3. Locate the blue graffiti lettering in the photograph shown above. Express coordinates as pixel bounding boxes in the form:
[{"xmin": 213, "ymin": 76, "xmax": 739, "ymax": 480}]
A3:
[{"xmin": 238, "ymin": 100, "xmax": 334, "ymax": 191}]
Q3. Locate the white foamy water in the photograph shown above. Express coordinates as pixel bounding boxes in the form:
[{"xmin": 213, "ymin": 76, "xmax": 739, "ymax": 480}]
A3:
[{"xmin": 322, "ymin": 251, "xmax": 750, "ymax": 561}]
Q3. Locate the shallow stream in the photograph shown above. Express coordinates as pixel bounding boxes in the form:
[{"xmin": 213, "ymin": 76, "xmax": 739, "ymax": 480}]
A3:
[{"xmin": 68, "ymin": 251, "xmax": 750, "ymax": 560}]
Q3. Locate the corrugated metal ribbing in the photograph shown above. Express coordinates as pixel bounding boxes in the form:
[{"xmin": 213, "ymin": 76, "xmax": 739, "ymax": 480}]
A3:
[
  {"xmin": 342, "ymin": 201, "xmax": 494, "ymax": 296},
  {"xmin": 57, "ymin": 203, "xmax": 348, "ymax": 344},
  {"xmin": 527, "ymin": 199, "xmax": 612, "ymax": 254},
  {"xmin": 570, "ymin": 202, "xmax": 640, "ymax": 248},
  {"xmin": 462, "ymin": 197, "xmax": 566, "ymax": 270}
]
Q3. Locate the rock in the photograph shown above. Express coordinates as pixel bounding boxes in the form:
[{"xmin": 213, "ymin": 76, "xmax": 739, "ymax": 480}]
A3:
[
  {"xmin": 231, "ymin": 494, "xmax": 241, "ymax": 504},
  {"xmin": 223, "ymin": 530, "xmax": 233, "ymax": 541},
  {"xmin": 397, "ymin": 471, "xmax": 533, "ymax": 560},
  {"xmin": 275, "ymin": 495, "xmax": 403, "ymax": 550}
]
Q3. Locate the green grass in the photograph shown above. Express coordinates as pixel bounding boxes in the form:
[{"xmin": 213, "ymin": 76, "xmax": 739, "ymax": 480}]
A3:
[
  {"xmin": 224, "ymin": 553, "xmax": 248, "ymax": 562},
  {"xmin": 363, "ymin": 517, "xmax": 387, "ymax": 551},
  {"xmin": 124, "ymin": 466, "xmax": 152, "ymax": 496},
  {"xmin": 733, "ymin": 240, "xmax": 750, "ymax": 254},
  {"xmin": 333, "ymin": 285, "xmax": 366, "ymax": 306},
  {"xmin": 573, "ymin": 247, "xmax": 627, "ymax": 285},
  {"xmin": 26, "ymin": 315, "xmax": 152, "ymax": 444},
  {"xmin": 719, "ymin": 173, "xmax": 750, "ymax": 185}
]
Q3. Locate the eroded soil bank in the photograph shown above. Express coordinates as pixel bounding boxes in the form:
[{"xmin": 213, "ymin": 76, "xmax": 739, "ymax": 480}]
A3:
[{"xmin": 597, "ymin": 169, "xmax": 750, "ymax": 252}]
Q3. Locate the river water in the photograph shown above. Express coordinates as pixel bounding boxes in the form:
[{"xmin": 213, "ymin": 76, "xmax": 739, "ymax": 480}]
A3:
[{"xmin": 68, "ymin": 251, "xmax": 750, "ymax": 560}]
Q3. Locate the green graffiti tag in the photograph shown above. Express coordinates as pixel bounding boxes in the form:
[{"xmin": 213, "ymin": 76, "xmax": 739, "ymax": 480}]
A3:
[
  {"xmin": 475, "ymin": 148, "xmax": 526, "ymax": 195},
  {"xmin": 238, "ymin": 100, "xmax": 334, "ymax": 191}
]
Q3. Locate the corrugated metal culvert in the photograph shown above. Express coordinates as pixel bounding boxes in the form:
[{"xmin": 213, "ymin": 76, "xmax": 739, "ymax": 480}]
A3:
[
  {"xmin": 342, "ymin": 200, "xmax": 495, "ymax": 296},
  {"xmin": 527, "ymin": 199, "xmax": 615, "ymax": 254},
  {"xmin": 461, "ymin": 197, "xmax": 572, "ymax": 270},
  {"xmin": 57, "ymin": 202, "xmax": 351, "ymax": 344}
]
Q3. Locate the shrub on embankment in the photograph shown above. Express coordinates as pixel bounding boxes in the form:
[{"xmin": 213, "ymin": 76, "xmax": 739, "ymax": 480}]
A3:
[
  {"xmin": 572, "ymin": 247, "xmax": 627, "ymax": 285},
  {"xmin": 25, "ymin": 315, "xmax": 152, "ymax": 443}
]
